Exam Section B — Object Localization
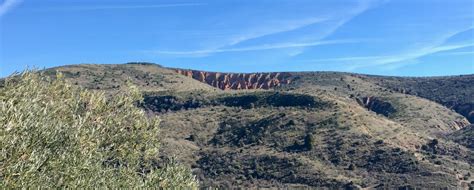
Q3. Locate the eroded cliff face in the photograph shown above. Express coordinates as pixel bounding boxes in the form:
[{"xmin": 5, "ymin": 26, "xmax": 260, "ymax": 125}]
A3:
[{"xmin": 175, "ymin": 69, "xmax": 292, "ymax": 90}]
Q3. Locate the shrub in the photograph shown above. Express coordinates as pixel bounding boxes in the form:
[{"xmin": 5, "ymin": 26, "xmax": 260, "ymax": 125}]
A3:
[
  {"xmin": 0, "ymin": 71, "xmax": 198, "ymax": 188},
  {"xmin": 304, "ymin": 134, "xmax": 314, "ymax": 151}
]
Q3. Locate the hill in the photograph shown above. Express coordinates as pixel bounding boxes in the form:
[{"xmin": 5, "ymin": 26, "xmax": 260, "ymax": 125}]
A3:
[
  {"xmin": 364, "ymin": 75, "xmax": 474, "ymax": 123},
  {"xmin": 28, "ymin": 63, "xmax": 474, "ymax": 189}
]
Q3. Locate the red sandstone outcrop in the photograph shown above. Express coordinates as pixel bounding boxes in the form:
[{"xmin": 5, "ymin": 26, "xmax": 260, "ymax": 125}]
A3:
[{"xmin": 174, "ymin": 69, "xmax": 292, "ymax": 90}]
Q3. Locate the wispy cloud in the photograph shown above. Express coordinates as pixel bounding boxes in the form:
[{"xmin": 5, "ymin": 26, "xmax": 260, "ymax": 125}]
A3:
[
  {"xmin": 302, "ymin": 56, "xmax": 388, "ymax": 63},
  {"xmin": 35, "ymin": 3, "xmax": 204, "ymax": 11},
  {"xmin": 305, "ymin": 42, "xmax": 474, "ymax": 71},
  {"xmin": 228, "ymin": 0, "xmax": 384, "ymax": 51},
  {"xmin": 313, "ymin": 0, "xmax": 388, "ymax": 39},
  {"xmin": 373, "ymin": 43, "xmax": 473, "ymax": 65},
  {"xmin": 226, "ymin": 17, "xmax": 329, "ymax": 46},
  {"xmin": 0, "ymin": 0, "xmax": 22, "ymax": 17},
  {"xmin": 304, "ymin": 26, "xmax": 474, "ymax": 71},
  {"xmin": 436, "ymin": 51, "xmax": 474, "ymax": 56},
  {"xmin": 365, "ymin": 30, "xmax": 474, "ymax": 69},
  {"xmin": 166, "ymin": 17, "xmax": 331, "ymax": 57},
  {"xmin": 149, "ymin": 39, "xmax": 361, "ymax": 55},
  {"xmin": 148, "ymin": 0, "xmax": 386, "ymax": 57}
]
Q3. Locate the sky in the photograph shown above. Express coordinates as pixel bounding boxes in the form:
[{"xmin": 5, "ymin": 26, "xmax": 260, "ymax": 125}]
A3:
[{"xmin": 0, "ymin": 0, "xmax": 473, "ymax": 77}]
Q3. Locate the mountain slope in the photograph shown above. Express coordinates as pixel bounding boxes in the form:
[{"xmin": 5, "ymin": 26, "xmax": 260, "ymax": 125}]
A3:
[
  {"xmin": 35, "ymin": 63, "xmax": 474, "ymax": 189},
  {"xmin": 363, "ymin": 75, "xmax": 474, "ymax": 123},
  {"xmin": 46, "ymin": 63, "xmax": 218, "ymax": 92}
]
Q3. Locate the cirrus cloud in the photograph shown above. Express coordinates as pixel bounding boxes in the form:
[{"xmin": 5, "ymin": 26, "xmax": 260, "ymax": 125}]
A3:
[{"xmin": 0, "ymin": 0, "xmax": 22, "ymax": 17}]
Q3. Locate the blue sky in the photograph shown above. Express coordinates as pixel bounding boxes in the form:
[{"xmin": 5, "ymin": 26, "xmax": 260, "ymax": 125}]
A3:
[{"xmin": 0, "ymin": 0, "xmax": 473, "ymax": 77}]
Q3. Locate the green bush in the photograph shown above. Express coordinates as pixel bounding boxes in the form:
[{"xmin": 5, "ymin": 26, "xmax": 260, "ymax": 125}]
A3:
[{"xmin": 0, "ymin": 72, "xmax": 198, "ymax": 188}]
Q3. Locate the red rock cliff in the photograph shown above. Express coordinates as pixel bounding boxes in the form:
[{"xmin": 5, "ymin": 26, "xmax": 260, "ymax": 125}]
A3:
[{"xmin": 174, "ymin": 69, "xmax": 292, "ymax": 90}]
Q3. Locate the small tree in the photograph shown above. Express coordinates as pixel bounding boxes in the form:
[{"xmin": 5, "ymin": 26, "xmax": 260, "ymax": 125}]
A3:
[
  {"xmin": 304, "ymin": 134, "xmax": 314, "ymax": 151},
  {"xmin": 0, "ymin": 71, "xmax": 198, "ymax": 188}
]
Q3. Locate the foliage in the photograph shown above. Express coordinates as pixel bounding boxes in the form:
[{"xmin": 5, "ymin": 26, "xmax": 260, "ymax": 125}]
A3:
[
  {"xmin": 218, "ymin": 92, "xmax": 320, "ymax": 109},
  {"xmin": 304, "ymin": 134, "xmax": 314, "ymax": 151},
  {"xmin": 0, "ymin": 71, "xmax": 198, "ymax": 188}
]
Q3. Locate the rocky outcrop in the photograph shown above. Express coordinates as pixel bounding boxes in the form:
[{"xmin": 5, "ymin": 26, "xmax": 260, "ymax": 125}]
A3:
[
  {"xmin": 175, "ymin": 69, "xmax": 292, "ymax": 90},
  {"xmin": 357, "ymin": 97, "xmax": 396, "ymax": 117},
  {"xmin": 450, "ymin": 120, "xmax": 471, "ymax": 130}
]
